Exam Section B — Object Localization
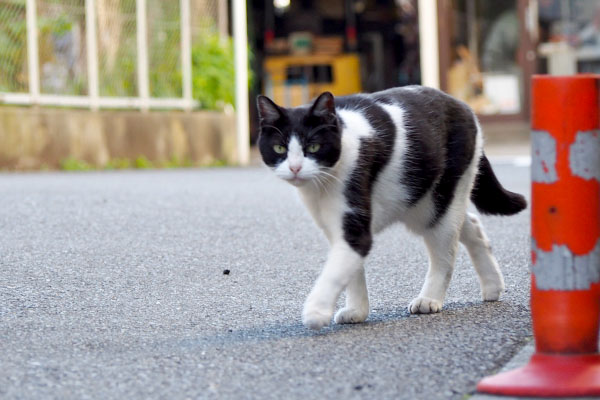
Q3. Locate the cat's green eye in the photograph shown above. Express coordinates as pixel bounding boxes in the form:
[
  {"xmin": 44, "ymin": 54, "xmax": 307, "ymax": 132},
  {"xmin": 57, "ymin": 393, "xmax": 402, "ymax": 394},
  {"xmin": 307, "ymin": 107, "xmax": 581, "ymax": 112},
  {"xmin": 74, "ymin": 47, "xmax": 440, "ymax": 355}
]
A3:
[
  {"xmin": 273, "ymin": 144, "xmax": 287, "ymax": 154},
  {"xmin": 307, "ymin": 143, "xmax": 321, "ymax": 153}
]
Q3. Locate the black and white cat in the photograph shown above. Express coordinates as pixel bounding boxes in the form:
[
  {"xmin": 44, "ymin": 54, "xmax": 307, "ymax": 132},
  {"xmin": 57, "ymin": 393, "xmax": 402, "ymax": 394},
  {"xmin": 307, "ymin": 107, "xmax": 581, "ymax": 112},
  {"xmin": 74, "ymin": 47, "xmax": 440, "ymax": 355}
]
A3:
[{"xmin": 256, "ymin": 86, "xmax": 526, "ymax": 330}]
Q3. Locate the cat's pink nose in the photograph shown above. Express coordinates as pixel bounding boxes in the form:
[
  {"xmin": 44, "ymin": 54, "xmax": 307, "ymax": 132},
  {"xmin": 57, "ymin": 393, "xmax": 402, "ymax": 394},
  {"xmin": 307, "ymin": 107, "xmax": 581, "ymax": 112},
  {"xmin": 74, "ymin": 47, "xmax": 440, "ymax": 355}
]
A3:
[{"xmin": 289, "ymin": 165, "xmax": 302, "ymax": 174}]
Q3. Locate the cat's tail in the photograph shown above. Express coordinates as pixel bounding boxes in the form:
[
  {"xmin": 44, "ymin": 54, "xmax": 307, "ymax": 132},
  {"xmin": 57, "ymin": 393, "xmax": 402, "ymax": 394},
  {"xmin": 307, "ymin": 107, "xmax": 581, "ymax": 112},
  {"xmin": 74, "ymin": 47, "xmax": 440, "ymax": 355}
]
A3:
[{"xmin": 470, "ymin": 154, "xmax": 527, "ymax": 216}]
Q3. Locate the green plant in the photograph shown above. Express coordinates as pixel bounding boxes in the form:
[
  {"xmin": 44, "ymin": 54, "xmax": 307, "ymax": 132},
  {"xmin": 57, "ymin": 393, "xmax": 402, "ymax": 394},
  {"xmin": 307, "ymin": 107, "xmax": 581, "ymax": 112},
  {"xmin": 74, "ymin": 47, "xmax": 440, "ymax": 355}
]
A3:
[
  {"xmin": 58, "ymin": 156, "xmax": 228, "ymax": 171},
  {"xmin": 191, "ymin": 34, "xmax": 253, "ymax": 111},
  {"xmin": 134, "ymin": 156, "xmax": 153, "ymax": 169},
  {"xmin": 38, "ymin": 14, "xmax": 72, "ymax": 37},
  {"xmin": 104, "ymin": 158, "xmax": 132, "ymax": 170},
  {"xmin": 192, "ymin": 34, "xmax": 235, "ymax": 110},
  {"xmin": 204, "ymin": 159, "xmax": 228, "ymax": 168},
  {"xmin": 60, "ymin": 157, "xmax": 93, "ymax": 171},
  {"xmin": 162, "ymin": 156, "xmax": 193, "ymax": 168}
]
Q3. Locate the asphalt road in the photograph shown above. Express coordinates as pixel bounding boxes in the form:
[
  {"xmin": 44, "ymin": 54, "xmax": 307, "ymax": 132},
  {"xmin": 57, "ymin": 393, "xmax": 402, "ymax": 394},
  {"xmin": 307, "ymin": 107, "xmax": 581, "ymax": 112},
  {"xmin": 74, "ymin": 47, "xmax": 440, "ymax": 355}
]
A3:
[{"xmin": 0, "ymin": 161, "xmax": 532, "ymax": 400}]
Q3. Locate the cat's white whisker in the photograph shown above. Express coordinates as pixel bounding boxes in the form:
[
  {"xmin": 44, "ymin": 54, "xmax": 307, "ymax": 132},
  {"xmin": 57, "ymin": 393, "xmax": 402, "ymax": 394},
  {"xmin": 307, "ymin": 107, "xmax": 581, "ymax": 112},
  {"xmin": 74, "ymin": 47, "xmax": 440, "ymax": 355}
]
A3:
[
  {"xmin": 309, "ymin": 173, "xmax": 324, "ymax": 192},
  {"xmin": 318, "ymin": 169, "xmax": 343, "ymax": 186},
  {"xmin": 314, "ymin": 174, "xmax": 332, "ymax": 197}
]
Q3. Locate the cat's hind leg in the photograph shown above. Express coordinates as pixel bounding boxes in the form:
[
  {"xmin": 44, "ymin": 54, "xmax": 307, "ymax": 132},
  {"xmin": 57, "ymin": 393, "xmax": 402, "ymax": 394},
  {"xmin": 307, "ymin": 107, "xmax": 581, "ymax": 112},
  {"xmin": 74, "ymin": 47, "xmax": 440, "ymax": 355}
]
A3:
[
  {"xmin": 459, "ymin": 212, "xmax": 505, "ymax": 301},
  {"xmin": 334, "ymin": 267, "xmax": 369, "ymax": 324},
  {"xmin": 408, "ymin": 221, "xmax": 461, "ymax": 314}
]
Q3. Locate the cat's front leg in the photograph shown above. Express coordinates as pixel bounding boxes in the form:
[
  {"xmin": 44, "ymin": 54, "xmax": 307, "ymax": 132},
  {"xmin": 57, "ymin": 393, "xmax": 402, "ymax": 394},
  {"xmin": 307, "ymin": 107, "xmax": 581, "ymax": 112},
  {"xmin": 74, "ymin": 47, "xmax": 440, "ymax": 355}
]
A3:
[
  {"xmin": 334, "ymin": 267, "xmax": 369, "ymax": 324},
  {"xmin": 302, "ymin": 241, "xmax": 365, "ymax": 330}
]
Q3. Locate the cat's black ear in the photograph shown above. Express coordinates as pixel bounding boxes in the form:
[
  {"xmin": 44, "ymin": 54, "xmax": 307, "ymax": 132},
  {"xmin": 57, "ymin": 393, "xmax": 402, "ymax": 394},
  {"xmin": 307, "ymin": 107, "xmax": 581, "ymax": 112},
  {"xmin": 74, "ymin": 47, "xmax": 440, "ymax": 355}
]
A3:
[
  {"xmin": 309, "ymin": 92, "xmax": 336, "ymax": 119},
  {"xmin": 257, "ymin": 95, "xmax": 283, "ymax": 123}
]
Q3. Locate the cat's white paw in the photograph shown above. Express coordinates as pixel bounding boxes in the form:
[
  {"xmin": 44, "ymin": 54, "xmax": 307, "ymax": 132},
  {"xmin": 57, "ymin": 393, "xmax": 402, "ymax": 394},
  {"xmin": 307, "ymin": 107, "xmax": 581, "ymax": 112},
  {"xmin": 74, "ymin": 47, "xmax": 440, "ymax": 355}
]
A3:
[
  {"xmin": 302, "ymin": 308, "xmax": 332, "ymax": 330},
  {"xmin": 408, "ymin": 296, "xmax": 442, "ymax": 314},
  {"xmin": 482, "ymin": 283, "xmax": 504, "ymax": 301},
  {"xmin": 334, "ymin": 307, "xmax": 368, "ymax": 324}
]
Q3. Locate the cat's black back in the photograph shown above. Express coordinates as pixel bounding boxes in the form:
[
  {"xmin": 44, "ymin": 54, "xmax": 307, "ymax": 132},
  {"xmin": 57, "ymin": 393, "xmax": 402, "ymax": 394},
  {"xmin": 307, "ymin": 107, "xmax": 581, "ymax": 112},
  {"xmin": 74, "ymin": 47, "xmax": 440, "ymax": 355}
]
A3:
[{"xmin": 336, "ymin": 86, "xmax": 478, "ymax": 243}]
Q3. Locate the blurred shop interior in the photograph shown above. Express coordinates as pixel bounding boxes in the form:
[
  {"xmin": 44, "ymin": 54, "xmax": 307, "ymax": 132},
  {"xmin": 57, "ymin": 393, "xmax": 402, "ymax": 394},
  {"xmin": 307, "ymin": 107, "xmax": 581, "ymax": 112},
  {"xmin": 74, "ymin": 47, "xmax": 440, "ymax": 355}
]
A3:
[
  {"xmin": 247, "ymin": 0, "xmax": 421, "ymax": 141},
  {"xmin": 247, "ymin": 0, "xmax": 600, "ymax": 143},
  {"xmin": 440, "ymin": 0, "xmax": 600, "ymax": 121}
]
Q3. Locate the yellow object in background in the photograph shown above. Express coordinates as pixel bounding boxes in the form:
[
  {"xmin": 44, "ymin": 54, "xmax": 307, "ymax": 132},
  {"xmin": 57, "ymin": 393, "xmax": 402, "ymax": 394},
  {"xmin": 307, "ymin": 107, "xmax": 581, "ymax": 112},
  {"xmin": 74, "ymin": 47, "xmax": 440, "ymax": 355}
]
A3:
[{"xmin": 263, "ymin": 53, "xmax": 361, "ymax": 107}]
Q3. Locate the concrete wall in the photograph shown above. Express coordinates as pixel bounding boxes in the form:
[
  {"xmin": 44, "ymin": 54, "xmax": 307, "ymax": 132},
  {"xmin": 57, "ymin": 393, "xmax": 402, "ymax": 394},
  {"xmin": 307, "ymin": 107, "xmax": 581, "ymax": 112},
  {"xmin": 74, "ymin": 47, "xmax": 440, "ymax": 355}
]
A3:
[{"xmin": 0, "ymin": 107, "xmax": 238, "ymax": 169}]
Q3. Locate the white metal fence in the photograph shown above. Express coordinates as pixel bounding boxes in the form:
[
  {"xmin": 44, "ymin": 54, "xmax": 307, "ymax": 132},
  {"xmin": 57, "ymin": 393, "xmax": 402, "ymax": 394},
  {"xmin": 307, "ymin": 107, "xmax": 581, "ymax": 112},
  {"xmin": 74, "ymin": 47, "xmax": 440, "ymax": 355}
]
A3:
[{"xmin": 0, "ymin": 0, "xmax": 229, "ymax": 111}]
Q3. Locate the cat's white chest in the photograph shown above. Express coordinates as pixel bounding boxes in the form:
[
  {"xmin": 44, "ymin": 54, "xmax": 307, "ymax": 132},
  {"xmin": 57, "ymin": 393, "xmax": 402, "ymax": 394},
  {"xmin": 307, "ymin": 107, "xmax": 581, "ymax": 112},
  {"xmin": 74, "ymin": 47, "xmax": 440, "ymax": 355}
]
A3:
[{"xmin": 299, "ymin": 187, "xmax": 345, "ymax": 243}]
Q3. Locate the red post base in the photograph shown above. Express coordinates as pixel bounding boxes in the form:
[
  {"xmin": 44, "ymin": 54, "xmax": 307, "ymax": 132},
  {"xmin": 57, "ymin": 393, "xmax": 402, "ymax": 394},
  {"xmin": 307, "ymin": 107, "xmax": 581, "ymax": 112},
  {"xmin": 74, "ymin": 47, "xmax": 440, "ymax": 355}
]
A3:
[{"xmin": 477, "ymin": 353, "xmax": 600, "ymax": 397}]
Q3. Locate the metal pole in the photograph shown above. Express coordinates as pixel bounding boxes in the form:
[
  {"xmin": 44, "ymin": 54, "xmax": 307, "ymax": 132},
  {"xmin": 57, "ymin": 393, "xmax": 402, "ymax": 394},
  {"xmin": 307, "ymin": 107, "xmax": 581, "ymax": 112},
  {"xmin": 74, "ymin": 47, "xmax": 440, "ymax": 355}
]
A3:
[
  {"xmin": 26, "ymin": 0, "xmax": 40, "ymax": 103},
  {"xmin": 233, "ymin": 0, "xmax": 250, "ymax": 165},
  {"xmin": 85, "ymin": 0, "xmax": 99, "ymax": 110},
  {"xmin": 418, "ymin": 0, "xmax": 440, "ymax": 89},
  {"xmin": 136, "ymin": 0, "xmax": 149, "ymax": 111},
  {"xmin": 180, "ymin": 0, "xmax": 192, "ymax": 111}
]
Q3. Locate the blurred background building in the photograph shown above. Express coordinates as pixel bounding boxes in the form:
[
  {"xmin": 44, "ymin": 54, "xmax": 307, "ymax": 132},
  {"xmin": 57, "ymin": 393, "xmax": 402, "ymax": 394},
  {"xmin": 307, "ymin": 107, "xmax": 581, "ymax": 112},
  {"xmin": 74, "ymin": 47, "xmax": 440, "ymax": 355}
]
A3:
[
  {"xmin": 437, "ymin": 0, "xmax": 600, "ymax": 149},
  {"xmin": 248, "ymin": 0, "xmax": 600, "ymax": 151},
  {"xmin": 0, "ymin": 0, "xmax": 599, "ymax": 169}
]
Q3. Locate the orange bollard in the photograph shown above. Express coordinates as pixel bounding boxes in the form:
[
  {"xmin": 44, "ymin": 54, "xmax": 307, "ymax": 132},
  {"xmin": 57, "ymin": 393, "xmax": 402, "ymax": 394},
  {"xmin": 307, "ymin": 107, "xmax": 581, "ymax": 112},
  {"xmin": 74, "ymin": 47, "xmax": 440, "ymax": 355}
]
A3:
[{"xmin": 477, "ymin": 75, "xmax": 600, "ymax": 397}]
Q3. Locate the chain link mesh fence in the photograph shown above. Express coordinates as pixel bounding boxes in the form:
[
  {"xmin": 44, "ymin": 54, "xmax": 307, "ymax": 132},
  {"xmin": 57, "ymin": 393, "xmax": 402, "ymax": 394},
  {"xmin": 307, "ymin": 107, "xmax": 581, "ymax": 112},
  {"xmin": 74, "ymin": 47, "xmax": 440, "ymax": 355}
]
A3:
[
  {"xmin": 148, "ymin": 0, "xmax": 181, "ymax": 98},
  {"xmin": 191, "ymin": 0, "xmax": 218, "ymax": 38},
  {"xmin": 37, "ymin": 0, "xmax": 87, "ymax": 95},
  {"xmin": 0, "ymin": 0, "xmax": 231, "ymax": 108},
  {"xmin": 0, "ymin": 0, "xmax": 28, "ymax": 92},
  {"xmin": 97, "ymin": 0, "xmax": 137, "ymax": 97}
]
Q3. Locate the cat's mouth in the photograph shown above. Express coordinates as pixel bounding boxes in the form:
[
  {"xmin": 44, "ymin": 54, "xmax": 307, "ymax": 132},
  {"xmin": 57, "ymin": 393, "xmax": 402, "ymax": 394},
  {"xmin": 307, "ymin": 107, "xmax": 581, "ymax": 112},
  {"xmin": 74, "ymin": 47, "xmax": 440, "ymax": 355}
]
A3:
[{"xmin": 286, "ymin": 176, "xmax": 308, "ymax": 186}]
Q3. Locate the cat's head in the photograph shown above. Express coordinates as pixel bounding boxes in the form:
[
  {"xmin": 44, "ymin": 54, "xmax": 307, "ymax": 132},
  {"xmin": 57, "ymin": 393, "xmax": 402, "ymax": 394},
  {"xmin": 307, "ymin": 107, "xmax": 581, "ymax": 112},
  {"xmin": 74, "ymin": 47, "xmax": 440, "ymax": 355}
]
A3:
[{"xmin": 256, "ymin": 92, "xmax": 342, "ymax": 187}]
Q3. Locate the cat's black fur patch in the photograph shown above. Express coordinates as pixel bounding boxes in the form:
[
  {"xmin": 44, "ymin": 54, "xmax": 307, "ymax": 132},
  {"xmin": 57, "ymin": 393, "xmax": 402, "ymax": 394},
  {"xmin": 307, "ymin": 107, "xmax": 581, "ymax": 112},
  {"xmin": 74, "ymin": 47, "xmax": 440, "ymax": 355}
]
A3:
[
  {"xmin": 374, "ymin": 86, "xmax": 478, "ymax": 226},
  {"xmin": 335, "ymin": 95, "xmax": 397, "ymax": 256},
  {"xmin": 373, "ymin": 89, "xmax": 442, "ymax": 207}
]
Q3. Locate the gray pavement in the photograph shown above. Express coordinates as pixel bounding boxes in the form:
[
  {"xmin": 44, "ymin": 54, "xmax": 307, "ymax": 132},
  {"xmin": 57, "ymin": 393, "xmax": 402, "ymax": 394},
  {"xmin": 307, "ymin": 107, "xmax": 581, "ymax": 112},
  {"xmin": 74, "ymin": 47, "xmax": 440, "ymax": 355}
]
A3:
[{"xmin": 1, "ymin": 161, "xmax": 532, "ymax": 400}]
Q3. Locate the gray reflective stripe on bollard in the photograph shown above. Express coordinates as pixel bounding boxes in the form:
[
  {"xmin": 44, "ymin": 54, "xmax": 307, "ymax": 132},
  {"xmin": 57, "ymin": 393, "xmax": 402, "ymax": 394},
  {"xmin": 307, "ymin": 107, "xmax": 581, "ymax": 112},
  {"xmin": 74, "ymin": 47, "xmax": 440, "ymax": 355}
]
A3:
[
  {"xmin": 532, "ymin": 238, "xmax": 600, "ymax": 290},
  {"xmin": 531, "ymin": 130, "xmax": 558, "ymax": 183},
  {"xmin": 570, "ymin": 130, "xmax": 600, "ymax": 181}
]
